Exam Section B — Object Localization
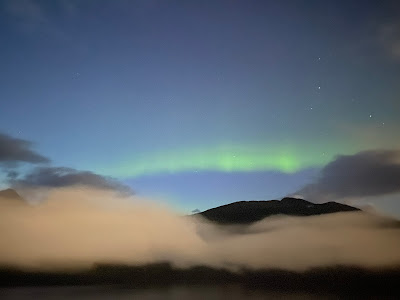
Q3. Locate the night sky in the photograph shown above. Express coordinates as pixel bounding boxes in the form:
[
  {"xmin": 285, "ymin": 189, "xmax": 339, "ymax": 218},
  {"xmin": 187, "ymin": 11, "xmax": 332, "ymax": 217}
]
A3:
[{"xmin": 1, "ymin": 0, "xmax": 399, "ymax": 213}]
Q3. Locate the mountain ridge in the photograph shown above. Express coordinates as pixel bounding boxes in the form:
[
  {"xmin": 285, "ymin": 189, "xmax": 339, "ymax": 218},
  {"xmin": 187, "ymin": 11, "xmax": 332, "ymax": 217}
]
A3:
[
  {"xmin": 0, "ymin": 188, "xmax": 24, "ymax": 203},
  {"xmin": 196, "ymin": 197, "xmax": 360, "ymax": 224}
]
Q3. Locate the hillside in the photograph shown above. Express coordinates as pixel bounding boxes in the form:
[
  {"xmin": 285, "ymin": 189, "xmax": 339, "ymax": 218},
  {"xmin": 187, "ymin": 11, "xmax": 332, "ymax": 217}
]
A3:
[{"xmin": 197, "ymin": 197, "xmax": 360, "ymax": 224}]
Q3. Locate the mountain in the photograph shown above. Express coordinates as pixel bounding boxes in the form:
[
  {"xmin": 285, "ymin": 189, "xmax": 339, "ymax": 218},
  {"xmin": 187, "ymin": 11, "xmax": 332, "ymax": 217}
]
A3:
[
  {"xmin": 197, "ymin": 197, "xmax": 360, "ymax": 224},
  {"xmin": 0, "ymin": 188, "xmax": 25, "ymax": 203}
]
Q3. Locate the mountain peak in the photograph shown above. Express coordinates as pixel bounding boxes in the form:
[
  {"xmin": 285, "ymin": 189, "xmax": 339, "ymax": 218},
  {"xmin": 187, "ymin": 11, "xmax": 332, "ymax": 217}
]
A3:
[
  {"xmin": 280, "ymin": 197, "xmax": 310, "ymax": 205},
  {"xmin": 0, "ymin": 188, "xmax": 25, "ymax": 203},
  {"xmin": 197, "ymin": 198, "xmax": 360, "ymax": 224}
]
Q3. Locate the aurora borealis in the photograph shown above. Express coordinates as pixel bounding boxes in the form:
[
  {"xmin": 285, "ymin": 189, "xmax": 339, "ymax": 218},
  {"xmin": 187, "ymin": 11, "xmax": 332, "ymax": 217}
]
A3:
[
  {"xmin": 101, "ymin": 140, "xmax": 382, "ymax": 179},
  {"xmin": 100, "ymin": 145, "xmax": 333, "ymax": 177},
  {"xmin": 1, "ymin": 0, "xmax": 400, "ymax": 214}
]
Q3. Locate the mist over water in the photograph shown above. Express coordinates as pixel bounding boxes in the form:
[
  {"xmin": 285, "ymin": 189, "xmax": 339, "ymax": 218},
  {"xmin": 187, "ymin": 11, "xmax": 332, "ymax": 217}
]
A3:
[{"xmin": 1, "ymin": 187, "xmax": 400, "ymax": 271}]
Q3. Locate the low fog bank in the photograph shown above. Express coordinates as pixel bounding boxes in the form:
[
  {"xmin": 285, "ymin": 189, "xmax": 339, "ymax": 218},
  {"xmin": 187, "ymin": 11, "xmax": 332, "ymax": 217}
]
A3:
[{"xmin": 1, "ymin": 187, "xmax": 400, "ymax": 272}]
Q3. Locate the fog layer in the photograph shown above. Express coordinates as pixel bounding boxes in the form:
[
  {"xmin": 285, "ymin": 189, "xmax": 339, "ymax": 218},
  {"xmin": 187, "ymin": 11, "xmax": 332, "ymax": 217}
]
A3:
[{"xmin": 1, "ymin": 187, "xmax": 400, "ymax": 271}]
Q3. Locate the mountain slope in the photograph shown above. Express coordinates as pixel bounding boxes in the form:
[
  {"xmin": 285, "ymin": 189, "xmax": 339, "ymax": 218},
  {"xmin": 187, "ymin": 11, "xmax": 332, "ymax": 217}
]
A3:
[
  {"xmin": 197, "ymin": 197, "xmax": 360, "ymax": 224},
  {"xmin": 0, "ymin": 188, "xmax": 24, "ymax": 203}
]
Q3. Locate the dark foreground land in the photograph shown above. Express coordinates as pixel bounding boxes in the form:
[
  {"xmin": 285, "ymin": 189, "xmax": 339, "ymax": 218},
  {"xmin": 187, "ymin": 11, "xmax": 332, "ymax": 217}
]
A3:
[
  {"xmin": 1, "ymin": 264, "xmax": 400, "ymax": 298},
  {"xmin": 197, "ymin": 197, "xmax": 360, "ymax": 224}
]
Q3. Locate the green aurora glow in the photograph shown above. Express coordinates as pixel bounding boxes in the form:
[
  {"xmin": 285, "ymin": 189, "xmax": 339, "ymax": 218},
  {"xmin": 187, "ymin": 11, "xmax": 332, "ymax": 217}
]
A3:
[{"xmin": 97, "ymin": 144, "xmax": 361, "ymax": 178}]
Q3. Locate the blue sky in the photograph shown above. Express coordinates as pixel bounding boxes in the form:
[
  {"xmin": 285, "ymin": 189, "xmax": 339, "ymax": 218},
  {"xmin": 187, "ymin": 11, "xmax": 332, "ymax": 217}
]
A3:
[{"xmin": 1, "ymin": 0, "xmax": 399, "ymax": 213}]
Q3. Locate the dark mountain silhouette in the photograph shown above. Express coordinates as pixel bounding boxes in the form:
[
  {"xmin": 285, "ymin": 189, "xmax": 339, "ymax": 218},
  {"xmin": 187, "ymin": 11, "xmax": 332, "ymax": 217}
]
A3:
[
  {"xmin": 1, "ymin": 263, "xmax": 399, "ymax": 297},
  {"xmin": 197, "ymin": 197, "xmax": 360, "ymax": 224},
  {"xmin": 0, "ymin": 188, "xmax": 24, "ymax": 203}
]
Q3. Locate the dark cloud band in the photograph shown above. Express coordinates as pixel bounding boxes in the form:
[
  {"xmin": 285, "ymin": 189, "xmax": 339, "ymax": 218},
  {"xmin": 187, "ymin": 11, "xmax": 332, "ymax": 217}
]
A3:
[
  {"xmin": 0, "ymin": 133, "xmax": 50, "ymax": 164},
  {"xmin": 296, "ymin": 150, "xmax": 400, "ymax": 201},
  {"xmin": 10, "ymin": 166, "xmax": 133, "ymax": 195}
]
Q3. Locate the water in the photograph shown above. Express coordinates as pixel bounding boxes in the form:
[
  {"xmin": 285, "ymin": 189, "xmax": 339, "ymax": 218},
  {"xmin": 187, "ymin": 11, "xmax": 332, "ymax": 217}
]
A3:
[{"xmin": 0, "ymin": 285, "xmax": 334, "ymax": 299}]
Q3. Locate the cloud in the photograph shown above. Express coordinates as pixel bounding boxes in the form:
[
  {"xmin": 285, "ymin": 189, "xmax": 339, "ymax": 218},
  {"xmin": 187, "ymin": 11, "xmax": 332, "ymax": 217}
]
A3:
[
  {"xmin": 0, "ymin": 132, "xmax": 131, "ymax": 195},
  {"xmin": 295, "ymin": 150, "xmax": 400, "ymax": 202},
  {"xmin": 10, "ymin": 167, "xmax": 133, "ymax": 195},
  {"xmin": 0, "ymin": 132, "xmax": 50, "ymax": 165},
  {"xmin": 0, "ymin": 186, "xmax": 400, "ymax": 271}
]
